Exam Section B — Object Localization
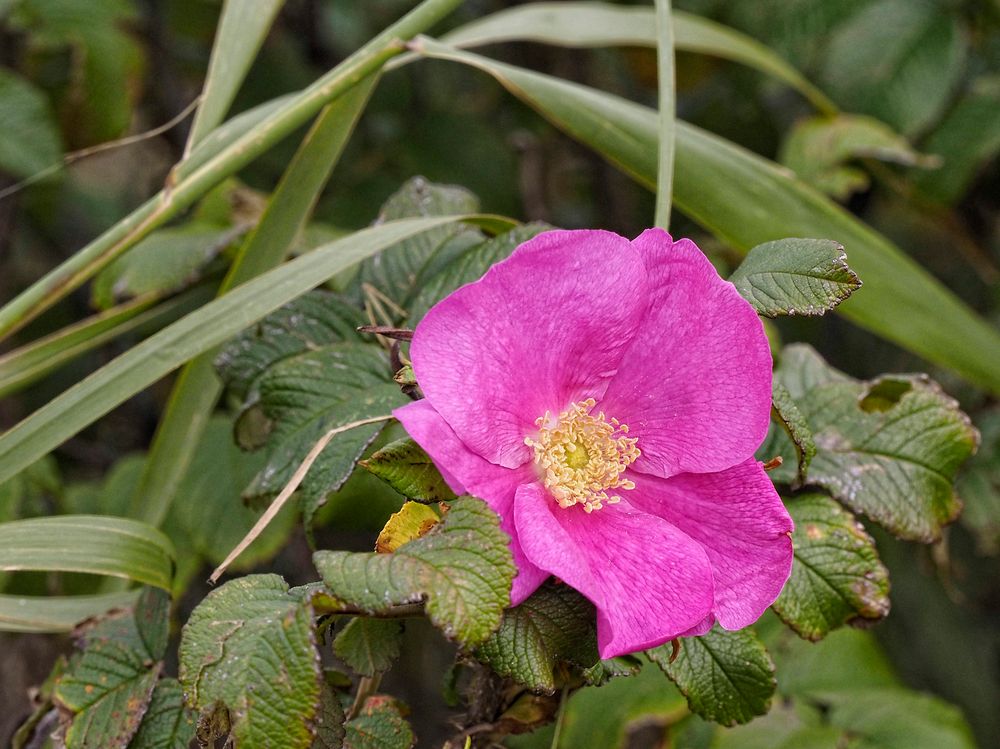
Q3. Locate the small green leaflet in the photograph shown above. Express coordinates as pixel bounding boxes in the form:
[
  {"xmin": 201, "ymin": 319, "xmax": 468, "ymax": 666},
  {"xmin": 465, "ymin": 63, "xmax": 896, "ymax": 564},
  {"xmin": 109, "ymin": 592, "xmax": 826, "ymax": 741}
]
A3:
[
  {"xmin": 312, "ymin": 683, "xmax": 347, "ymax": 749},
  {"xmin": 314, "ymin": 497, "xmax": 514, "ymax": 646},
  {"xmin": 178, "ymin": 574, "xmax": 321, "ymax": 749},
  {"xmin": 333, "ymin": 618, "xmax": 404, "ymax": 677},
  {"xmin": 773, "ymin": 493, "xmax": 889, "ymax": 640},
  {"xmin": 648, "ymin": 626, "xmax": 776, "ymax": 726},
  {"xmin": 769, "ymin": 380, "xmax": 816, "ymax": 483},
  {"xmin": 344, "ymin": 696, "xmax": 415, "ymax": 749},
  {"xmin": 361, "ymin": 438, "xmax": 456, "ymax": 503},
  {"xmin": 128, "ymin": 678, "xmax": 197, "ymax": 749},
  {"xmin": 728, "ymin": 238, "xmax": 861, "ymax": 318}
]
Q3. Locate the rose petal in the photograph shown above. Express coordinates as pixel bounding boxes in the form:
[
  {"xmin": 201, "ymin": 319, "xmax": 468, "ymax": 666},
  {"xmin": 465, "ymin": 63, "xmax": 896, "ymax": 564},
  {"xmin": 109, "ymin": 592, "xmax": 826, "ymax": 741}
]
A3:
[
  {"xmin": 411, "ymin": 229, "xmax": 647, "ymax": 469},
  {"xmin": 394, "ymin": 400, "xmax": 547, "ymax": 603},
  {"xmin": 600, "ymin": 229, "xmax": 772, "ymax": 477},
  {"xmin": 513, "ymin": 482, "xmax": 714, "ymax": 658},
  {"xmin": 628, "ymin": 459, "xmax": 793, "ymax": 629}
]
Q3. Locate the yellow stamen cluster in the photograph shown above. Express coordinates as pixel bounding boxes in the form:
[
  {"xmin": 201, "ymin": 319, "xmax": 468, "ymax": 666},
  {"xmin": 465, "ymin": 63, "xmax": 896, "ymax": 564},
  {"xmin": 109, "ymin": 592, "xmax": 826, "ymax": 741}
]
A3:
[{"xmin": 524, "ymin": 398, "xmax": 640, "ymax": 513}]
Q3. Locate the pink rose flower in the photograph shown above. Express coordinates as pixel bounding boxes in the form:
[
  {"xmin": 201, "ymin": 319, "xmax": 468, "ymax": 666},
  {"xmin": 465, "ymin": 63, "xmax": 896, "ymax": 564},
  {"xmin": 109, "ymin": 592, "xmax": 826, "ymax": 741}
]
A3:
[{"xmin": 394, "ymin": 229, "xmax": 793, "ymax": 658}]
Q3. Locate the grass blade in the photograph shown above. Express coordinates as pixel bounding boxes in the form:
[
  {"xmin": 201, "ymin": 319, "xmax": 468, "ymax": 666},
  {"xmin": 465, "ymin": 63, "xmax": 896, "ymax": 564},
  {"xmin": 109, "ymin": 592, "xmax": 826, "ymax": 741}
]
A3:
[{"xmin": 654, "ymin": 0, "xmax": 675, "ymax": 229}]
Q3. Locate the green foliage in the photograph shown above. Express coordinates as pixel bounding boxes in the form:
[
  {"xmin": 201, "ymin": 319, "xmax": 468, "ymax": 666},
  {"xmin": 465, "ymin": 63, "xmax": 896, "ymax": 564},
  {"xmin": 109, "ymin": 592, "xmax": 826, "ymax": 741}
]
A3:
[
  {"xmin": 729, "ymin": 238, "xmax": 861, "ymax": 317},
  {"xmin": 312, "ymin": 684, "xmax": 348, "ymax": 749},
  {"xmin": 128, "ymin": 678, "xmax": 197, "ymax": 749},
  {"xmin": 477, "ymin": 582, "xmax": 600, "ymax": 693},
  {"xmin": 314, "ymin": 497, "xmax": 515, "ymax": 646},
  {"xmin": 0, "ymin": 68, "xmax": 62, "ymax": 178},
  {"xmin": 243, "ymin": 343, "xmax": 405, "ymax": 522},
  {"xmin": 780, "ymin": 114, "xmax": 937, "ymax": 199},
  {"xmin": 344, "ymin": 696, "xmax": 415, "ymax": 749},
  {"xmin": 648, "ymin": 626, "xmax": 776, "ymax": 726},
  {"xmin": 957, "ymin": 408, "xmax": 1000, "ymax": 555},
  {"xmin": 361, "ymin": 438, "xmax": 456, "ymax": 503},
  {"xmin": 769, "ymin": 381, "xmax": 816, "ymax": 483},
  {"xmin": 91, "ymin": 225, "xmax": 236, "ymax": 309},
  {"xmin": 333, "ymin": 618, "xmax": 404, "ymax": 677},
  {"xmin": 773, "ymin": 494, "xmax": 890, "ymax": 640},
  {"xmin": 178, "ymin": 574, "xmax": 321, "ymax": 749},
  {"xmin": 776, "ymin": 345, "xmax": 978, "ymax": 541}
]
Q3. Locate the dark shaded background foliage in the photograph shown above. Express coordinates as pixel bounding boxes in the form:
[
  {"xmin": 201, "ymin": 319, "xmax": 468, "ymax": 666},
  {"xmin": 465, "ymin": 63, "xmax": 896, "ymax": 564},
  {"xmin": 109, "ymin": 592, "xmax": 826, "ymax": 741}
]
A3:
[{"xmin": 1, "ymin": 0, "xmax": 998, "ymax": 746}]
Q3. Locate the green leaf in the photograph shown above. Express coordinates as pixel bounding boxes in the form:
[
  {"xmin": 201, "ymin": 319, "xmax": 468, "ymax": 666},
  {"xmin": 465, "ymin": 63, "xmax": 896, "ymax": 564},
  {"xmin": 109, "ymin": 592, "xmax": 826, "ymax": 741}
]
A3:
[
  {"xmin": 349, "ymin": 177, "xmax": 482, "ymax": 314},
  {"xmin": 773, "ymin": 494, "xmax": 889, "ymax": 640},
  {"xmin": 476, "ymin": 581, "xmax": 598, "ymax": 693},
  {"xmin": 0, "ymin": 454, "xmax": 59, "ymax": 523},
  {"xmin": 91, "ymin": 225, "xmax": 235, "ymax": 310},
  {"xmin": 0, "ymin": 515, "xmax": 174, "ymax": 591},
  {"xmin": 770, "ymin": 381, "xmax": 816, "ymax": 483},
  {"xmin": 406, "ymin": 222, "xmax": 550, "ymax": 324},
  {"xmin": 0, "ymin": 68, "xmax": 62, "ymax": 178},
  {"xmin": 648, "ymin": 626, "xmax": 776, "ymax": 726},
  {"xmin": 729, "ymin": 238, "xmax": 861, "ymax": 317},
  {"xmin": 777, "ymin": 345, "xmax": 978, "ymax": 541},
  {"xmin": 128, "ymin": 678, "xmax": 198, "ymax": 749},
  {"xmin": 437, "ymin": 2, "xmax": 836, "ymax": 113},
  {"xmin": 0, "ymin": 216, "xmax": 479, "ymax": 487},
  {"xmin": 361, "ymin": 438, "xmax": 456, "ymax": 503},
  {"xmin": 824, "ymin": 688, "xmax": 977, "ymax": 749},
  {"xmin": 409, "ymin": 41, "xmax": 1000, "ymax": 394},
  {"xmin": 344, "ymin": 696, "xmax": 415, "ymax": 749},
  {"xmin": 375, "ymin": 501, "xmax": 441, "ymax": 553},
  {"xmin": 185, "ymin": 0, "xmax": 285, "ymax": 149},
  {"xmin": 914, "ymin": 75, "xmax": 1000, "ymax": 204},
  {"xmin": 314, "ymin": 496, "xmax": 514, "ymax": 646},
  {"xmin": 216, "ymin": 290, "xmax": 367, "ymax": 404},
  {"xmin": 957, "ymin": 408, "xmax": 1000, "ymax": 555},
  {"xmin": 780, "ymin": 114, "xmax": 938, "ymax": 199},
  {"xmin": 819, "ymin": 0, "xmax": 967, "ymax": 136},
  {"xmin": 0, "ymin": 591, "xmax": 137, "ymax": 634},
  {"xmin": 178, "ymin": 574, "xmax": 321, "ymax": 749},
  {"xmin": 245, "ymin": 343, "xmax": 406, "ymax": 523},
  {"xmin": 333, "ymin": 618, "xmax": 404, "ymax": 677},
  {"xmin": 55, "ymin": 644, "xmax": 161, "ymax": 749},
  {"xmin": 654, "ymin": 0, "xmax": 676, "ymax": 229},
  {"xmin": 312, "ymin": 683, "xmax": 347, "ymax": 749}
]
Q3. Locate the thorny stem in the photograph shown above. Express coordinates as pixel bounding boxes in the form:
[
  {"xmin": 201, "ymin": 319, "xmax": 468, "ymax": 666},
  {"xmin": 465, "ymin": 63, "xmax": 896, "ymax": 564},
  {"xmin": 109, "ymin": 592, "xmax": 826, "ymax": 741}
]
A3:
[{"xmin": 0, "ymin": 0, "xmax": 466, "ymax": 341}]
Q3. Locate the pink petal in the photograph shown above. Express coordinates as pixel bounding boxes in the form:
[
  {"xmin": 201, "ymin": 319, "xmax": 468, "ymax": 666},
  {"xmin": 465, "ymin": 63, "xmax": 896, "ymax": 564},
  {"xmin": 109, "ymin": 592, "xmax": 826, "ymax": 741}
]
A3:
[
  {"xmin": 628, "ymin": 459, "xmax": 793, "ymax": 630},
  {"xmin": 599, "ymin": 229, "xmax": 772, "ymax": 477},
  {"xmin": 410, "ymin": 230, "xmax": 647, "ymax": 469},
  {"xmin": 394, "ymin": 400, "xmax": 548, "ymax": 603},
  {"xmin": 513, "ymin": 483, "xmax": 715, "ymax": 658}
]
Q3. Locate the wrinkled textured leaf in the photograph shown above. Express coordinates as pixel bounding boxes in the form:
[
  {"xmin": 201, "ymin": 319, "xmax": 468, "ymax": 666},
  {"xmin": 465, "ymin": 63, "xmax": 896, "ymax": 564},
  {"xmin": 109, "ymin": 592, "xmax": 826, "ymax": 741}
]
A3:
[
  {"xmin": 245, "ymin": 343, "xmax": 406, "ymax": 522},
  {"xmin": 128, "ymin": 678, "xmax": 197, "ymax": 749},
  {"xmin": 780, "ymin": 114, "xmax": 937, "ymax": 199},
  {"xmin": 350, "ymin": 177, "xmax": 482, "ymax": 313},
  {"xmin": 55, "ymin": 644, "xmax": 161, "ymax": 749},
  {"xmin": 649, "ymin": 626, "xmax": 775, "ymax": 726},
  {"xmin": 314, "ymin": 497, "xmax": 514, "ymax": 646},
  {"xmin": 770, "ymin": 381, "xmax": 816, "ymax": 483},
  {"xmin": 215, "ymin": 290, "xmax": 366, "ymax": 403},
  {"xmin": 361, "ymin": 438, "xmax": 456, "ymax": 503},
  {"xmin": 375, "ymin": 501, "xmax": 441, "ymax": 553},
  {"xmin": 0, "ymin": 68, "xmax": 62, "ymax": 178},
  {"xmin": 406, "ymin": 222, "xmax": 550, "ymax": 323},
  {"xmin": 344, "ymin": 696, "xmax": 414, "ymax": 749},
  {"xmin": 91, "ymin": 224, "xmax": 235, "ymax": 309},
  {"xmin": 333, "ymin": 618, "xmax": 404, "ymax": 677},
  {"xmin": 178, "ymin": 574, "xmax": 321, "ymax": 749},
  {"xmin": 777, "ymin": 345, "xmax": 978, "ymax": 541},
  {"xmin": 477, "ymin": 581, "xmax": 599, "ymax": 693},
  {"xmin": 773, "ymin": 494, "xmax": 889, "ymax": 640},
  {"xmin": 820, "ymin": 0, "xmax": 967, "ymax": 136},
  {"xmin": 729, "ymin": 238, "xmax": 861, "ymax": 317},
  {"xmin": 312, "ymin": 682, "xmax": 347, "ymax": 749}
]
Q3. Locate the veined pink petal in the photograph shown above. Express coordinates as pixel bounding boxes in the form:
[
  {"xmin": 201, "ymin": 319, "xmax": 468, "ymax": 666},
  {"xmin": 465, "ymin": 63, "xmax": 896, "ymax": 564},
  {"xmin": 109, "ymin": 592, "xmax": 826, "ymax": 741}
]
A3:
[
  {"xmin": 600, "ymin": 229, "xmax": 772, "ymax": 477},
  {"xmin": 513, "ymin": 483, "xmax": 715, "ymax": 658},
  {"xmin": 628, "ymin": 460, "xmax": 793, "ymax": 630},
  {"xmin": 410, "ymin": 230, "xmax": 647, "ymax": 469},
  {"xmin": 394, "ymin": 400, "xmax": 548, "ymax": 603}
]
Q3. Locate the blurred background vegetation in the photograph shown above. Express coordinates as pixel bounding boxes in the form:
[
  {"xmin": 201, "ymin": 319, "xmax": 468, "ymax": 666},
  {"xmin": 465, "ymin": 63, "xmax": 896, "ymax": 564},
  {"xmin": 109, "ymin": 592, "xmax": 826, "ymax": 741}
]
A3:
[{"xmin": 1, "ymin": 0, "xmax": 998, "ymax": 746}]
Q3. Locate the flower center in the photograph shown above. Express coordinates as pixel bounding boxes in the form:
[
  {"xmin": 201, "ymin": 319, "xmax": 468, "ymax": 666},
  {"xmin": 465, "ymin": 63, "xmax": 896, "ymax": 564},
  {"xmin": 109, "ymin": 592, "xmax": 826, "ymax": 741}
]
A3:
[{"xmin": 524, "ymin": 398, "xmax": 640, "ymax": 513}]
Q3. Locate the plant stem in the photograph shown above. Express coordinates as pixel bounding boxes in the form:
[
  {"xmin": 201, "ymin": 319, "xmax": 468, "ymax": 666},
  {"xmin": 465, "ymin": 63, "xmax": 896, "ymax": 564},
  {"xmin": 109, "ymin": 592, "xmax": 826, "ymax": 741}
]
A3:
[{"xmin": 0, "ymin": 0, "xmax": 465, "ymax": 341}]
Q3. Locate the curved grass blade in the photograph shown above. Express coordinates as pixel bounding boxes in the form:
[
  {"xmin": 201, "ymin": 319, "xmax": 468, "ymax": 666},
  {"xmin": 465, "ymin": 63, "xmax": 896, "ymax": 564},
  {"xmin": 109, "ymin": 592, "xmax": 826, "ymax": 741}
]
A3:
[
  {"xmin": 0, "ymin": 591, "xmax": 138, "ymax": 633},
  {"xmin": 410, "ymin": 40, "xmax": 1000, "ymax": 394}
]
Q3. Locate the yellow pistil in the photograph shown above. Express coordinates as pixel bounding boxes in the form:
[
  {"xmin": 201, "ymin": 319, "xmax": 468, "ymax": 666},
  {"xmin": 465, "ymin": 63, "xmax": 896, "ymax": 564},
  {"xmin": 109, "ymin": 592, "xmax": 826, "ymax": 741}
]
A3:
[{"xmin": 524, "ymin": 398, "xmax": 640, "ymax": 513}]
